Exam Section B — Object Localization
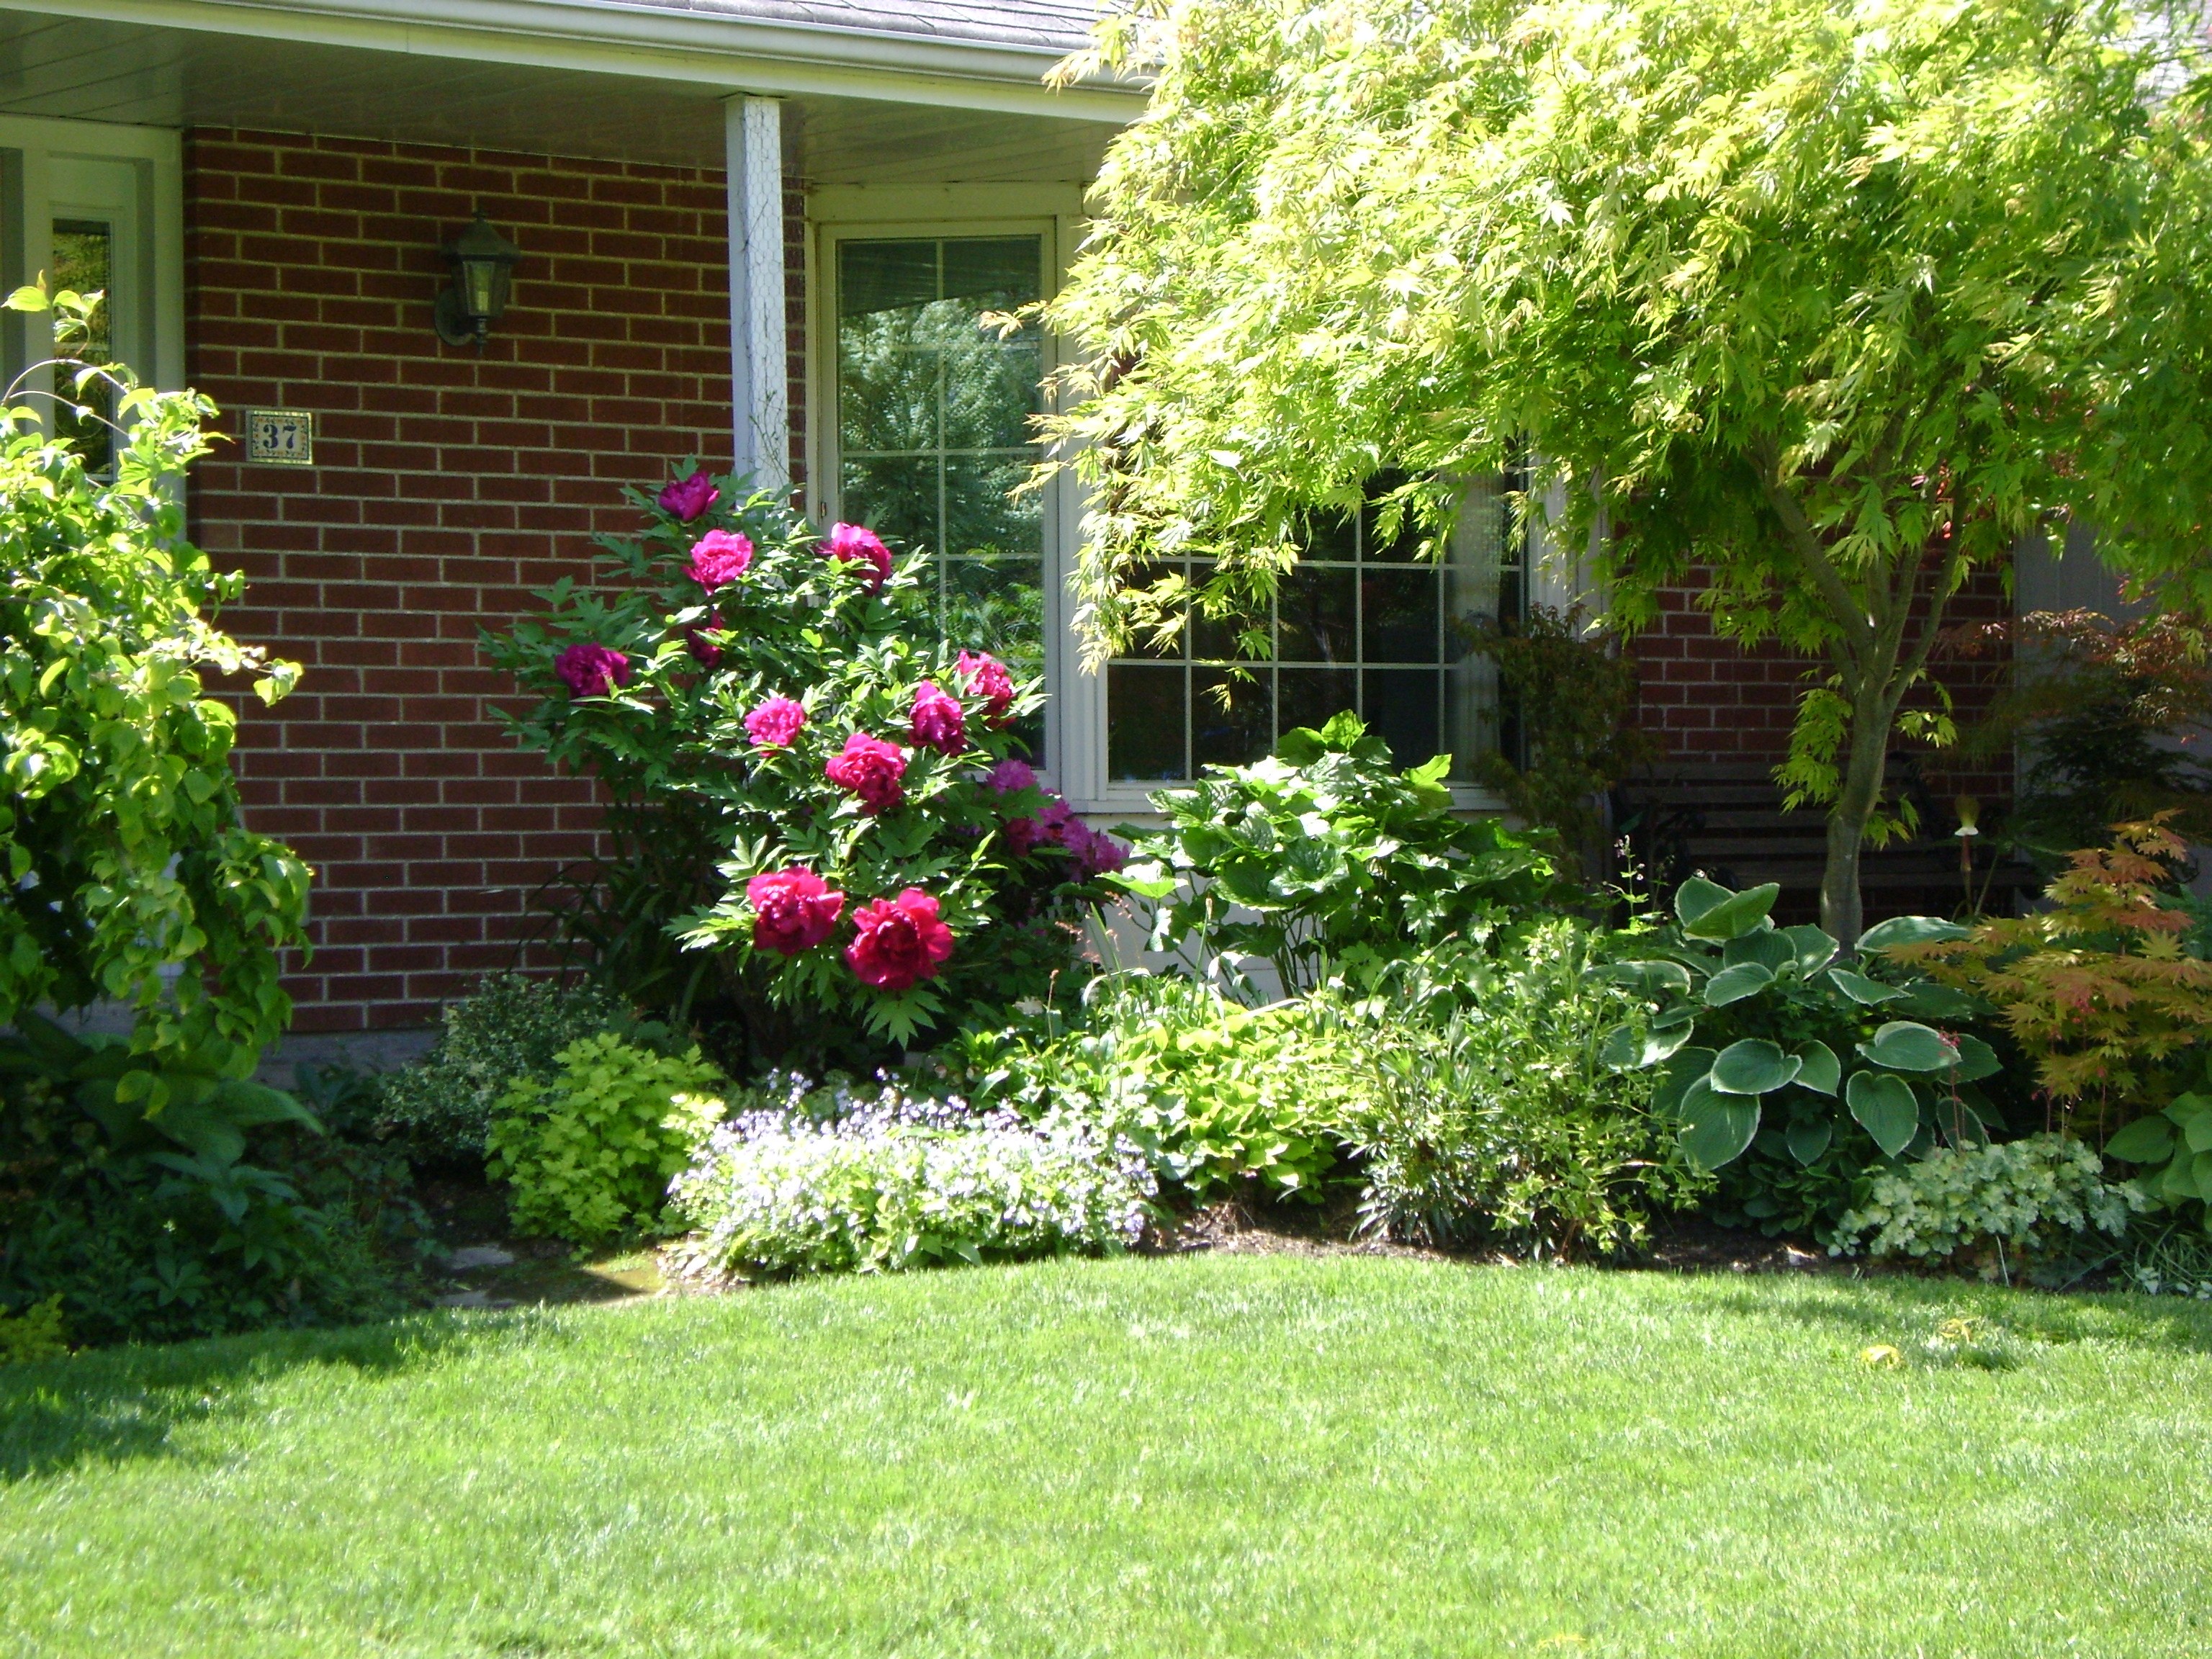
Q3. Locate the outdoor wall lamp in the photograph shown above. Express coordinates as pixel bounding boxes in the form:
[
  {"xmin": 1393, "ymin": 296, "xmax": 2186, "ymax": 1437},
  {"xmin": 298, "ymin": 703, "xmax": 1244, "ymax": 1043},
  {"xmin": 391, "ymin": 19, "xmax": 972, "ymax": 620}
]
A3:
[{"xmin": 433, "ymin": 211, "xmax": 521, "ymax": 347}]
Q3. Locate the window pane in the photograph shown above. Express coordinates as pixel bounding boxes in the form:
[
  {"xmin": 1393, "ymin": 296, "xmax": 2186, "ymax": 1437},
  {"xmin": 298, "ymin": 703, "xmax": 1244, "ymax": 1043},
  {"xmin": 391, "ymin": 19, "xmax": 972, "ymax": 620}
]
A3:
[
  {"xmin": 1277, "ymin": 564, "xmax": 1357, "ymax": 663},
  {"xmin": 839, "ymin": 239, "xmax": 937, "ymax": 319},
  {"xmin": 1362, "ymin": 568, "xmax": 1441, "ymax": 664},
  {"xmin": 1192, "ymin": 667, "xmax": 1273, "ymax": 768},
  {"xmin": 840, "ymin": 455, "xmax": 936, "ymax": 557},
  {"xmin": 1364, "ymin": 668, "xmax": 1442, "ymax": 770},
  {"xmin": 941, "ymin": 236, "xmax": 1041, "ymax": 315},
  {"xmin": 1108, "ymin": 665, "xmax": 1187, "ymax": 780},
  {"xmin": 51, "ymin": 217, "xmax": 112, "ymax": 474},
  {"xmin": 942, "ymin": 452, "xmax": 1040, "ymax": 559},
  {"xmin": 1277, "ymin": 667, "xmax": 1358, "ymax": 737},
  {"xmin": 943, "ymin": 557, "xmax": 1044, "ymax": 677}
]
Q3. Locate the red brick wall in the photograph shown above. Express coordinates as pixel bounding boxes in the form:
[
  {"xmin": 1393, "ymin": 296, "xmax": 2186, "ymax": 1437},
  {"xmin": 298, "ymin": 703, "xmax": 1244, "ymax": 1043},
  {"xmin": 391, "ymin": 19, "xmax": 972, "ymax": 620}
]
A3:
[
  {"xmin": 184, "ymin": 127, "xmax": 806, "ymax": 1033},
  {"xmin": 1627, "ymin": 562, "xmax": 2015, "ymax": 801}
]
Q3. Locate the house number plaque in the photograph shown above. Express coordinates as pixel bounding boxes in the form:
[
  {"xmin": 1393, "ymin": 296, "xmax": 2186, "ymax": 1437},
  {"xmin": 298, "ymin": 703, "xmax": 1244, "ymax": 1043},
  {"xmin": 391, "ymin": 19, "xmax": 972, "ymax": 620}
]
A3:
[{"xmin": 243, "ymin": 408, "xmax": 314, "ymax": 466}]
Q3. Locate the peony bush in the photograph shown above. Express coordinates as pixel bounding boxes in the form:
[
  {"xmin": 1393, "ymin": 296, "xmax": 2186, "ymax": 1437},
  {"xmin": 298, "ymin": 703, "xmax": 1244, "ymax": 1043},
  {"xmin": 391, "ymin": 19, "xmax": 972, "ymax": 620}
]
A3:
[{"xmin": 487, "ymin": 467, "xmax": 1123, "ymax": 1055}]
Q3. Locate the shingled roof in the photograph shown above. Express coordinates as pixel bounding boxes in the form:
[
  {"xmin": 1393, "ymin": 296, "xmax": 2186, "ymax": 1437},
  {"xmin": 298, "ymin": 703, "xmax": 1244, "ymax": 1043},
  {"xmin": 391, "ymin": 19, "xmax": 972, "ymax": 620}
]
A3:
[{"xmin": 591, "ymin": 0, "xmax": 1102, "ymax": 57}]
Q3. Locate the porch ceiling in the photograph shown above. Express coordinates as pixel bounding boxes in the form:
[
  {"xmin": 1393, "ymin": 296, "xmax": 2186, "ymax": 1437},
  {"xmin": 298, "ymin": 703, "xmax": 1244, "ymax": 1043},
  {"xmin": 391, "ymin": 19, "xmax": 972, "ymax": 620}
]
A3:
[{"xmin": 0, "ymin": 10, "xmax": 1118, "ymax": 179}]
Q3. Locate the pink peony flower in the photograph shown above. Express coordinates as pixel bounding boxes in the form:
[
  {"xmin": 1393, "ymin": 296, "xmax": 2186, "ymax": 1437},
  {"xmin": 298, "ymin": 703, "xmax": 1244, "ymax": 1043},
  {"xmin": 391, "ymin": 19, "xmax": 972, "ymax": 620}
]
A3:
[
  {"xmin": 824, "ymin": 732, "xmax": 907, "ymax": 813},
  {"xmin": 686, "ymin": 611, "xmax": 723, "ymax": 667},
  {"xmin": 686, "ymin": 529, "xmax": 754, "ymax": 589},
  {"xmin": 956, "ymin": 650, "xmax": 1016, "ymax": 724},
  {"xmin": 986, "ymin": 757, "xmax": 1038, "ymax": 794},
  {"xmin": 555, "ymin": 642, "xmax": 631, "ymax": 698},
  {"xmin": 845, "ymin": 888, "xmax": 955, "ymax": 991},
  {"xmin": 747, "ymin": 867, "xmax": 846, "ymax": 956},
  {"xmin": 745, "ymin": 694, "xmax": 807, "ymax": 750},
  {"xmin": 909, "ymin": 680, "xmax": 967, "ymax": 756},
  {"xmin": 1003, "ymin": 793, "xmax": 1127, "ymax": 878},
  {"xmin": 824, "ymin": 522, "xmax": 892, "ymax": 592},
  {"xmin": 659, "ymin": 470, "xmax": 720, "ymax": 523}
]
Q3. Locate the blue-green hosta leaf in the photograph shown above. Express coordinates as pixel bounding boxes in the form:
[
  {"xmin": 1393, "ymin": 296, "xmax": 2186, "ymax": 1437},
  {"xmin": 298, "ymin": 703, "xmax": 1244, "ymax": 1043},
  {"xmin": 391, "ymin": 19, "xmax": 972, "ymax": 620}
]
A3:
[
  {"xmin": 1600, "ymin": 1020, "xmax": 1695, "ymax": 1071},
  {"xmin": 1779, "ymin": 925, "xmax": 1840, "ymax": 977},
  {"xmin": 1827, "ymin": 968, "xmax": 1905, "ymax": 1005},
  {"xmin": 1887, "ymin": 979, "xmax": 1983, "ymax": 1021},
  {"xmin": 1947, "ymin": 1034, "xmax": 2002, "ymax": 1084},
  {"xmin": 2163, "ymin": 1154, "xmax": 2203, "ymax": 1203},
  {"xmin": 2171, "ymin": 1091, "xmax": 2212, "ymax": 1133},
  {"xmin": 1602, "ymin": 959, "xmax": 1695, "ymax": 999},
  {"xmin": 1791, "ymin": 1040, "xmax": 1842, "ymax": 1096},
  {"xmin": 1856, "ymin": 1021, "xmax": 1957, "ymax": 1073},
  {"xmin": 1722, "ymin": 929, "xmax": 1797, "ymax": 974},
  {"xmin": 1857, "ymin": 914, "xmax": 1972, "ymax": 953},
  {"xmin": 1708, "ymin": 1038, "xmax": 1802, "ymax": 1096},
  {"xmin": 1681, "ymin": 881, "xmax": 1783, "ymax": 942},
  {"xmin": 1785, "ymin": 1118, "xmax": 1833, "ymax": 1166},
  {"xmin": 1673, "ymin": 876, "xmax": 1735, "ymax": 932},
  {"xmin": 2107, "ymin": 1115, "xmax": 2177, "ymax": 1163},
  {"xmin": 1676, "ymin": 1078, "xmax": 1759, "ymax": 1170},
  {"xmin": 1703, "ymin": 962, "xmax": 1775, "ymax": 1006},
  {"xmin": 1652, "ymin": 1047, "xmax": 1718, "ymax": 1118},
  {"xmin": 1846, "ymin": 1071, "xmax": 1920, "ymax": 1158}
]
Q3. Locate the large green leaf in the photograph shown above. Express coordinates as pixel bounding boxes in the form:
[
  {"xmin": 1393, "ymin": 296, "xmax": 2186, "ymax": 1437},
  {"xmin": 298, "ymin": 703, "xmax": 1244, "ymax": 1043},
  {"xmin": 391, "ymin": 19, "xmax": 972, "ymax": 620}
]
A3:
[
  {"xmin": 1856, "ymin": 1021, "xmax": 1957, "ymax": 1073},
  {"xmin": 1604, "ymin": 959, "xmax": 1695, "ymax": 999},
  {"xmin": 1888, "ymin": 980, "xmax": 1983, "ymax": 1021},
  {"xmin": 1652, "ymin": 1047, "xmax": 1718, "ymax": 1118},
  {"xmin": 1709, "ymin": 1038, "xmax": 1802, "ymax": 1096},
  {"xmin": 1857, "ymin": 914, "xmax": 1972, "ymax": 953},
  {"xmin": 2162, "ymin": 1154, "xmax": 2203, "ymax": 1203},
  {"xmin": 1680, "ymin": 881, "xmax": 1782, "ymax": 942},
  {"xmin": 1791, "ymin": 1040, "xmax": 1841, "ymax": 1096},
  {"xmin": 1946, "ymin": 1034, "xmax": 2002, "ymax": 1084},
  {"xmin": 1827, "ymin": 968, "xmax": 1905, "ymax": 1006},
  {"xmin": 1722, "ymin": 930, "xmax": 1797, "ymax": 974},
  {"xmin": 1673, "ymin": 876, "xmax": 1735, "ymax": 932},
  {"xmin": 1779, "ymin": 925, "xmax": 1839, "ymax": 976},
  {"xmin": 1600, "ymin": 1020, "xmax": 1694, "ymax": 1071},
  {"xmin": 1677, "ymin": 1078, "xmax": 1759, "ymax": 1169},
  {"xmin": 1702, "ymin": 962, "xmax": 1775, "ymax": 1007},
  {"xmin": 1785, "ymin": 1118, "xmax": 1833, "ymax": 1166},
  {"xmin": 1845, "ymin": 1071, "xmax": 1920, "ymax": 1157},
  {"xmin": 2106, "ymin": 1116, "xmax": 2177, "ymax": 1163}
]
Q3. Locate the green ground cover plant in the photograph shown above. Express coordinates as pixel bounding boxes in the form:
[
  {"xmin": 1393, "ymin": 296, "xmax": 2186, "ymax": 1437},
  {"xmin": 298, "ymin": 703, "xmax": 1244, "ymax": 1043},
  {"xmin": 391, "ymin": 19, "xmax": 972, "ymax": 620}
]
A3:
[
  {"xmin": 1830, "ymin": 1132, "xmax": 2146, "ymax": 1272},
  {"xmin": 6, "ymin": 1256, "xmax": 2212, "ymax": 1656}
]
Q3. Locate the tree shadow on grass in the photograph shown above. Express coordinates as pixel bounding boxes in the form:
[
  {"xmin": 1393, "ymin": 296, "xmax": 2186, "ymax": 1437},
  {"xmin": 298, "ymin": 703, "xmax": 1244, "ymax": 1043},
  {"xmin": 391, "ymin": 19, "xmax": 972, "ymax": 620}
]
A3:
[
  {"xmin": 0, "ymin": 1309, "xmax": 520, "ymax": 1485},
  {"xmin": 1686, "ymin": 1273, "xmax": 2212, "ymax": 1358}
]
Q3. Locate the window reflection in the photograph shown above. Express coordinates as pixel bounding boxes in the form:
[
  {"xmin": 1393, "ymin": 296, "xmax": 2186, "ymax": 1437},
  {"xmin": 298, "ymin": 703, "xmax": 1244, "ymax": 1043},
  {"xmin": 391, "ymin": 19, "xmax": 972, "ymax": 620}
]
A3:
[{"xmin": 50, "ymin": 217, "xmax": 113, "ymax": 474}]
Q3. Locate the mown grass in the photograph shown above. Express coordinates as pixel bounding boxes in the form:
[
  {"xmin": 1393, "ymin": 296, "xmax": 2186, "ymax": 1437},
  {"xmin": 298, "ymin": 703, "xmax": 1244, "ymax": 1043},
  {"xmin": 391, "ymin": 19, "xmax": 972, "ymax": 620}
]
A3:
[{"xmin": 5, "ymin": 1254, "xmax": 2212, "ymax": 1658}]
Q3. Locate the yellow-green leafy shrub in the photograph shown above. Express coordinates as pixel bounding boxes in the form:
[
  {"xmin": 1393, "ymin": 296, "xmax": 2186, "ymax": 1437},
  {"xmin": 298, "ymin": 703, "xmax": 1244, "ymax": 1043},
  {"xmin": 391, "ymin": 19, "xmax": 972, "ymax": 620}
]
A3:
[
  {"xmin": 485, "ymin": 1034, "xmax": 727, "ymax": 1243},
  {"xmin": 0, "ymin": 1295, "xmax": 65, "ymax": 1363}
]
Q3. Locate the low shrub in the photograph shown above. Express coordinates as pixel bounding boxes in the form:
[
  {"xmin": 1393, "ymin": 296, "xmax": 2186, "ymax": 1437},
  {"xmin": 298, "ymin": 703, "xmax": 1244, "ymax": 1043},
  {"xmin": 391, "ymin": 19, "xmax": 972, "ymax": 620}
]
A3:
[
  {"xmin": 376, "ymin": 974, "xmax": 629, "ymax": 1161},
  {"xmin": 0, "ymin": 1295, "xmax": 65, "ymax": 1363},
  {"xmin": 667, "ymin": 1075, "xmax": 1154, "ymax": 1279},
  {"xmin": 953, "ymin": 972, "xmax": 1369, "ymax": 1201},
  {"xmin": 485, "ymin": 1033, "xmax": 727, "ymax": 1244},
  {"xmin": 1114, "ymin": 711, "xmax": 1559, "ymax": 993},
  {"xmin": 1348, "ymin": 923, "xmax": 1705, "ymax": 1257},
  {"xmin": 1830, "ymin": 1133, "xmax": 2145, "ymax": 1271}
]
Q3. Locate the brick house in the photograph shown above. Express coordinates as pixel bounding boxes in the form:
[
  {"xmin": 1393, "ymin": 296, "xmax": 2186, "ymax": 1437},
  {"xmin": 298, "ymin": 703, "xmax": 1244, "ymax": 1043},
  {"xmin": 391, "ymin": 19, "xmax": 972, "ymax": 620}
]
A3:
[{"xmin": 0, "ymin": 0, "xmax": 2081, "ymax": 1055}]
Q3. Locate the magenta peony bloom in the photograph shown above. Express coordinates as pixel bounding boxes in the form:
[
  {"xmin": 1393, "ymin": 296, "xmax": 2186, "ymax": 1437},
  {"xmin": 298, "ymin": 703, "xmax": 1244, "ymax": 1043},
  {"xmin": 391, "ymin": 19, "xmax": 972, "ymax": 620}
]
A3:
[
  {"xmin": 985, "ymin": 757, "xmax": 1038, "ymax": 794},
  {"xmin": 824, "ymin": 732, "xmax": 907, "ymax": 813},
  {"xmin": 659, "ymin": 469, "xmax": 720, "ymax": 522},
  {"xmin": 845, "ymin": 888, "xmax": 955, "ymax": 991},
  {"xmin": 824, "ymin": 522, "xmax": 892, "ymax": 592},
  {"xmin": 686, "ymin": 529, "xmax": 753, "ymax": 590},
  {"xmin": 909, "ymin": 680, "xmax": 967, "ymax": 756},
  {"xmin": 956, "ymin": 649, "xmax": 1016, "ymax": 724},
  {"xmin": 555, "ymin": 642, "xmax": 631, "ymax": 698},
  {"xmin": 745, "ymin": 694, "xmax": 807, "ymax": 750},
  {"xmin": 747, "ymin": 867, "xmax": 845, "ymax": 956},
  {"xmin": 1003, "ymin": 793, "xmax": 1126, "ymax": 877}
]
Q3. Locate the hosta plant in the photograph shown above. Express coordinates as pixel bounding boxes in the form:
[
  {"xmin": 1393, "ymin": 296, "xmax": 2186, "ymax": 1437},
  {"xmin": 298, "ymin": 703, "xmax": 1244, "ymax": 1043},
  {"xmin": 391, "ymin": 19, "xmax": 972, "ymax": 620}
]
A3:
[
  {"xmin": 1113, "ymin": 711, "xmax": 1558, "ymax": 993},
  {"xmin": 487, "ymin": 468, "xmax": 1123, "ymax": 1053},
  {"xmin": 1603, "ymin": 878, "xmax": 2000, "ymax": 1173},
  {"xmin": 2102, "ymin": 1054, "xmax": 2212, "ymax": 1223}
]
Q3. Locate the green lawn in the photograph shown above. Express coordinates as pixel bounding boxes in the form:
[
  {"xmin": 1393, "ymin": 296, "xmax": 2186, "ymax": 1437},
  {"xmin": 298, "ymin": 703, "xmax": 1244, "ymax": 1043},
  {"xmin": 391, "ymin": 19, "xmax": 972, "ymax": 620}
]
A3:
[{"xmin": 6, "ymin": 1256, "xmax": 2212, "ymax": 1658}]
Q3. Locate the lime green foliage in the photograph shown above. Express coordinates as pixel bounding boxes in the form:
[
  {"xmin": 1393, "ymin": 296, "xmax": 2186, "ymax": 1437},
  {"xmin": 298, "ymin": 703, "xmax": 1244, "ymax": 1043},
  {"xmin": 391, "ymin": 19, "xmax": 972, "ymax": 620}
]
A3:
[
  {"xmin": 1833, "ymin": 1133, "xmax": 2146, "ymax": 1266},
  {"xmin": 1606, "ymin": 879, "xmax": 1997, "ymax": 1204},
  {"xmin": 9, "ymin": 1260, "xmax": 2212, "ymax": 1655},
  {"xmin": 0, "ymin": 285, "xmax": 307, "ymax": 1074},
  {"xmin": 0, "ymin": 1295, "xmax": 63, "ymax": 1363},
  {"xmin": 376, "ymin": 974, "xmax": 627, "ymax": 1160},
  {"xmin": 485, "ymin": 1034, "xmax": 725, "ymax": 1244},
  {"xmin": 1114, "ymin": 712, "xmax": 1557, "ymax": 992},
  {"xmin": 1351, "ymin": 925, "xmax": 1703, "ymax": 1256},
  {"xmin": 667, "ymin": 1074, "xmax": 1154, "ymax": 1279},
  {"xmin": 958, "ymin": 972, "xmax": 1368, "ymax": 1200},
  {"xmin": 1047, "ymin": 0, "xmax": 2212, "ymax": 943}
]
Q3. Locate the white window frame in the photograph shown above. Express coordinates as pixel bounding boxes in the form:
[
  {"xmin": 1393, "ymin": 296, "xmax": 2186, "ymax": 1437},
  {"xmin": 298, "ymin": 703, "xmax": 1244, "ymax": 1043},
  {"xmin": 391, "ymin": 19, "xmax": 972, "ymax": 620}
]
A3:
[{"xmin": 0, "ymin": 115, "xmax": 182, "ymax": 423}]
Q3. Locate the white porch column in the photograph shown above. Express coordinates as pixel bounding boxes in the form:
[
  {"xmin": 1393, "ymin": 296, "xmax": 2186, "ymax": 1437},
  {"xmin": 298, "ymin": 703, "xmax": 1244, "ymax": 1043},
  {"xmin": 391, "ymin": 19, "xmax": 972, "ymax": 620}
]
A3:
[{"xmin": 724, "ymin": 94, "xmax": 789, "ymax": 495}]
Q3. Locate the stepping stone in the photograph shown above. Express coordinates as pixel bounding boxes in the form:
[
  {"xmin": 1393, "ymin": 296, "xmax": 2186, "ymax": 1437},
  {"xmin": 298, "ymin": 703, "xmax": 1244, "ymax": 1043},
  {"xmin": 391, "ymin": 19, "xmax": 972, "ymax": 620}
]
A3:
[{"xmin": 445, "ymin": 1246, "xmax": 516, "ymax": 1272}]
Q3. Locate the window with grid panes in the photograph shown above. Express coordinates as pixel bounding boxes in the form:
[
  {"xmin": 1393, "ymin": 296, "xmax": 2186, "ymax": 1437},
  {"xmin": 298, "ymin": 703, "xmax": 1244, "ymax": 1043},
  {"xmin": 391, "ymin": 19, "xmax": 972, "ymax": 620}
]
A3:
[
  {"xmin": 835, "ymin": 234, "xmax": 1047, "ymax": 758},
  {"xmin": 1106, "ymin": 480, "xmax": 1524, "ymax": 782}
]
